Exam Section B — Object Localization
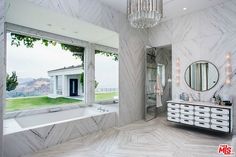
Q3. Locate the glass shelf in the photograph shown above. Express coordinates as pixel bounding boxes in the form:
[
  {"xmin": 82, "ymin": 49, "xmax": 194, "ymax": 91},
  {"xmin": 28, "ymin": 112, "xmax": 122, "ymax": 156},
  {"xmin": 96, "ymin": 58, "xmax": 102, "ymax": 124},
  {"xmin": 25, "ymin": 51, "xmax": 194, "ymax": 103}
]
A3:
[
  {"xmin": 147, "ymin": 67, "xmax": 157, "ymax": 69},
  {"xmin": 146, "ymin": 93, "xmax": 156, "ymax": 95}
]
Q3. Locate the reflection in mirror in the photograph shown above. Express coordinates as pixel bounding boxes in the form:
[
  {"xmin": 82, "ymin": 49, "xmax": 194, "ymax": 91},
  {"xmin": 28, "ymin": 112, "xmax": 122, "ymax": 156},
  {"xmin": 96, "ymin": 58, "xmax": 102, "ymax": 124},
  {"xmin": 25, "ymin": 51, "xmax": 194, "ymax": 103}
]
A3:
[
  {"xmin": 157, "ymin": 64, "xmax": 165, "ymax": 87},
  {"xmin": 185, "ymin": 61, "xmax": 219, "ymax": 91}
]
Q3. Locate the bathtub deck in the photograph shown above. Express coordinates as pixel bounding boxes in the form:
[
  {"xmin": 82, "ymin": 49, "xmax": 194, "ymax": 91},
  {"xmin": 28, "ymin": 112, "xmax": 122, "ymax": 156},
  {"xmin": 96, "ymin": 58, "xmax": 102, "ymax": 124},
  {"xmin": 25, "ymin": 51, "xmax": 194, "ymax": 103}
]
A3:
[
  {"xmin": 4, "ymin": 104, "xmax": 119, "ymax": 135},
  {"xmin": 3, "ymin": 119, "xmax": 22, "ymax": 135},
  {"xmin": 4, "ymin": 106, "xmax": 117, "ymax": 157},
  {"xmin": 24, "ymin": 116, "xmax": 233, "ymax": 157}
]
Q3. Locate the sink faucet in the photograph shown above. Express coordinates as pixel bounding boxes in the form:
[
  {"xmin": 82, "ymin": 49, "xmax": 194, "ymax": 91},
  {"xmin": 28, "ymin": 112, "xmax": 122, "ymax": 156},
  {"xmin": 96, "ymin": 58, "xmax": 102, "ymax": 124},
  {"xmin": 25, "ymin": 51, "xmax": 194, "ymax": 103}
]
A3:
[{"xmin": 198, "ymin": 92, "xmax": 201, "ymax": 101}]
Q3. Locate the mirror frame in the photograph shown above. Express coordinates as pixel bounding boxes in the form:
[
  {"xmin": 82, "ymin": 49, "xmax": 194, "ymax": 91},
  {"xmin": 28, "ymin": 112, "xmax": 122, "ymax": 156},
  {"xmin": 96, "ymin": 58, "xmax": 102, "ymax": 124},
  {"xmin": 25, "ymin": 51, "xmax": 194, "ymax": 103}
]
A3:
[{"xmin": 184, "ymin": 60, "xmax": 219, "ymax": 92}]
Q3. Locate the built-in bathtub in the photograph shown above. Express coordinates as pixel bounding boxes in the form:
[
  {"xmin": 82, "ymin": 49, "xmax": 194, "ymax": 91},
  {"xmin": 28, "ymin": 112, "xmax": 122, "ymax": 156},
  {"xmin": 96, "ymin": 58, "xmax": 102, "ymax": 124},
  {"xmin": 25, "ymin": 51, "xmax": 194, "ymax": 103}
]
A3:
[{"xmin": 3, "ymin": 104, "xmax": 118, "ymax": 157}]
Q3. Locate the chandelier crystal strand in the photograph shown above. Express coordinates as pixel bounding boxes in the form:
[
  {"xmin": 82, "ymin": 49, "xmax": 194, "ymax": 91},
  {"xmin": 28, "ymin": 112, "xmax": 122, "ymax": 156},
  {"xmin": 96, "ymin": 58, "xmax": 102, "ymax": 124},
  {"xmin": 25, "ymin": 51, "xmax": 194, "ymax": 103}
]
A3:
[{"xmin": 128, "ymin": 0, "xmax": 163, "ymax": 28}]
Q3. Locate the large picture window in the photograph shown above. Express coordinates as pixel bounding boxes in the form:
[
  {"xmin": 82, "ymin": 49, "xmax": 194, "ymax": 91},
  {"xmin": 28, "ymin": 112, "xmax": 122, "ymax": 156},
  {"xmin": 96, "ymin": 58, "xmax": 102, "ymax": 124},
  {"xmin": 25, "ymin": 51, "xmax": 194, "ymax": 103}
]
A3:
[{"xmin": 95, "ymin": 51, "xmax": 118, "ymax": 102}]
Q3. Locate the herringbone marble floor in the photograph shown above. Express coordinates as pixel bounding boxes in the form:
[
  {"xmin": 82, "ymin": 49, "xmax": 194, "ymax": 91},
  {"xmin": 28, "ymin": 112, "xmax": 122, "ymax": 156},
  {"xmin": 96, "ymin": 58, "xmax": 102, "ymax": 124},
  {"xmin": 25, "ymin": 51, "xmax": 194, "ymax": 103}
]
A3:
[{"xmin": 24, "ymin": 116, "xmax": 233, "ymax": 157}]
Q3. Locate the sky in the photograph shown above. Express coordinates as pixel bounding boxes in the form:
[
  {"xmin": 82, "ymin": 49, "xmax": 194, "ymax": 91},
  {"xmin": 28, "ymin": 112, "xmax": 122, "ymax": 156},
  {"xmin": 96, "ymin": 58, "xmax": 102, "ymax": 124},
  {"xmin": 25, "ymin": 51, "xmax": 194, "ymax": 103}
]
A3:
[{"xmin": 7, "ymin": 33, "xmax": 118, "ymax": 89}]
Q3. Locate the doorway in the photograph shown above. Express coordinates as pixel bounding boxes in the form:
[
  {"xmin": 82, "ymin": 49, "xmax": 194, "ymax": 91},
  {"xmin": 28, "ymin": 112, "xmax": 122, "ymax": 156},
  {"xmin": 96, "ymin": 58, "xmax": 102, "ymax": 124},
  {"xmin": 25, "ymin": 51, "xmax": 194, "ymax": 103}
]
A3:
[
  {"xmin": 70, "ymin": 79, "xmax": 78, "ymax": 96},
  {"xmin": 145, "ymin": 45, "xmax": 172, "ymax": 121}
]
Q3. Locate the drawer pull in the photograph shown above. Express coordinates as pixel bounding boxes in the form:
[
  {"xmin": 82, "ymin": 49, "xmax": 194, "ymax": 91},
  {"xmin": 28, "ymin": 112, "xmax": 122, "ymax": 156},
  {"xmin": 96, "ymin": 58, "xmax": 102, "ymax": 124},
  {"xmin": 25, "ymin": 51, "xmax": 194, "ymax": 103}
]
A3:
[
  {"xmin": 199, "ymin": 122, "xmax": 204, "ymax": 125},
  {"xmin": 217, "ymin": 120, "xmax": 223, "ymax": 122},
  {"xmin": 199, "ymin": 112, "xmax": 204, "ymax": 114},
  {"xmin": 216, "ymin": 114, "xmax": 223, "ymax": 117},
  {"xmin": 184, "ymin": 110, "xmax": 189, "ymax": 112},
  {"xmin": 199, "ymin": 107, "xmax": 204, "ymax": 109},
  {"xmin": 184, "ymin": 115, "xmax": 188, "ymax": 117},
  {"xmin": 217, "ymin": 126, "xmax": 223, "ymax": 128},
  {"xmin": 217, "ymin": 109, "xmax": 223, "ymax": 111},
  {"xmin": 199, "ymin": 117, "xmax": 204, "ymax": 119}
]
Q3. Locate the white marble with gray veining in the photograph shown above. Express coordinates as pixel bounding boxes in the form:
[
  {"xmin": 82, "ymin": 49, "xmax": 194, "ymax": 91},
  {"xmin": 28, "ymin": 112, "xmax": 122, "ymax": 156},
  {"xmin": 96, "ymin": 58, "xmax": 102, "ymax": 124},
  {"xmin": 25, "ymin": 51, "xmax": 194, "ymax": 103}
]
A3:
[
  {"xmin": 149, "ymin": 0, "xmax": 236, "ymax": 133},
  {"xmin": 22, "ymin": 116, "xmax": 233, "ymax": 157},
  {"xmin": 4, "ymin": 111, "xmax": 117, "ymax": 157}
]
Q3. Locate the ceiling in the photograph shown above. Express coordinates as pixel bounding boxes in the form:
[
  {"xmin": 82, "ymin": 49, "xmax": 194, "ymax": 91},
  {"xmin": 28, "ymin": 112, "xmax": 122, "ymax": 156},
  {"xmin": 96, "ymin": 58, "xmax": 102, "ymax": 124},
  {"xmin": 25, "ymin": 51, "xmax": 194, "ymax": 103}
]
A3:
[
  {"xmin": 99, "ymin": 0, "xmax": 229, "ymax": 21},
  {"xmin": 5, "ymin": 0, "xmax": 119, "ymax": 48}
]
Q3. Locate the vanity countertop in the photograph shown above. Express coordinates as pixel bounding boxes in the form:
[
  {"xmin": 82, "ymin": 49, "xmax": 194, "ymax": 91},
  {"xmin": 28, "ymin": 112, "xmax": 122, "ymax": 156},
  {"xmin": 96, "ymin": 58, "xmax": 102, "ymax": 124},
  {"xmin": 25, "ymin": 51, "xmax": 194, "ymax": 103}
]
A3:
[{"xmin": 167, "ymin": 100, "xmax": 232, "ymax": 109}]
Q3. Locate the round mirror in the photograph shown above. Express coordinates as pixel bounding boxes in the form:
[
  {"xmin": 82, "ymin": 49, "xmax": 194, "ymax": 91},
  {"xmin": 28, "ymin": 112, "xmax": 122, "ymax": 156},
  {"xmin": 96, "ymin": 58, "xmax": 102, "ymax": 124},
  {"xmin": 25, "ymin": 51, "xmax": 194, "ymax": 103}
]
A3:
[{"xmin": 185, "ymin": 61, "xmax": 219, "ymax": 91}]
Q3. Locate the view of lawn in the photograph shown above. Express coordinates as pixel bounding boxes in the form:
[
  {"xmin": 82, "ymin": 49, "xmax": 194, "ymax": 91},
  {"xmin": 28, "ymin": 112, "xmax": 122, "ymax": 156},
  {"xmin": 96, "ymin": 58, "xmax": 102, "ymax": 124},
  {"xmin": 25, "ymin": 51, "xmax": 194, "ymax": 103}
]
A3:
[
  {"xmin": 6, "ymin": 96, "xmax": 82, "ymax": 112},
  {"xmin": 95, "ymin": 92, "xmax": 118, "ymax": 101},
  {"xmin": 6, "ymin": 92, "xmax": 118, "ymax": 112}
]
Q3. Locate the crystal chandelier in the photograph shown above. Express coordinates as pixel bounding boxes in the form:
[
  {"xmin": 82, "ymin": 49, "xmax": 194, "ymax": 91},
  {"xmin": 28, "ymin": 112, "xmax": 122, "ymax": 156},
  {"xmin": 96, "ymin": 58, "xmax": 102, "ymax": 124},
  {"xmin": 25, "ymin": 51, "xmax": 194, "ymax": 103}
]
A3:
[{"xmin": 127, "ymin": 0, "xmax": 163, "ymax": 28}]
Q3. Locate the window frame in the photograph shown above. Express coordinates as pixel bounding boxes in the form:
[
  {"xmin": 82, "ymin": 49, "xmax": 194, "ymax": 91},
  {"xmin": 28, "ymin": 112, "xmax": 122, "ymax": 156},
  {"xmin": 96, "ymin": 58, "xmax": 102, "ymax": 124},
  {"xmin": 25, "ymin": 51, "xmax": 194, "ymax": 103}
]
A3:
[
  {"xmin": 5, "ymin": 24, "xmax": 88, "ymax": 112},
  {"xmin": 5, "ymin": 23, "xmax": 119, "ymax": 113}
]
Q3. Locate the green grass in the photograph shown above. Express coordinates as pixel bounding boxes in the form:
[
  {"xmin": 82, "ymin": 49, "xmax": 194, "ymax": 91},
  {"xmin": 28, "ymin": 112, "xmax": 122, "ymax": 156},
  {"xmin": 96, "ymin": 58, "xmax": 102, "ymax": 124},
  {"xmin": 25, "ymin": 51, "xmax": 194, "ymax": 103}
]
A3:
[
  {"xmin": 6, "ymin": 92, "xmax": 118, "ymax": 112},
  {"xmin": 95, "ymin": 92, "xmax": 118, "ymax": 101},
  {"xmin": 6, "ymin": 96, "xmax": 82, "ymax": 112}
]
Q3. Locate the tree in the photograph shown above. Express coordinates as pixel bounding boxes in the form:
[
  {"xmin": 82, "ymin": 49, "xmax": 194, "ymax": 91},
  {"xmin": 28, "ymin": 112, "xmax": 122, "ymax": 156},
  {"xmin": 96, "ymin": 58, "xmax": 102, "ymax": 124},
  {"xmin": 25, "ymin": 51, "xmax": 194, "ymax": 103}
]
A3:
[
  {"xmin": 10, "ymin": 33, "xmax": 118, "ymax": 64},
  {"xmin": 95, "ymin": 80, "xmax": 99, "ymax": 89},
  {"xmin": 80, "ymin": 73, "xmax": 99, "ymax": 89},
  {"xmin": 6, "ymin": 72, "xmax": 18, "ymax": 91},
  {"xmin": 80, "ymin": 72, "xmax": 84, "ymax": 90}
]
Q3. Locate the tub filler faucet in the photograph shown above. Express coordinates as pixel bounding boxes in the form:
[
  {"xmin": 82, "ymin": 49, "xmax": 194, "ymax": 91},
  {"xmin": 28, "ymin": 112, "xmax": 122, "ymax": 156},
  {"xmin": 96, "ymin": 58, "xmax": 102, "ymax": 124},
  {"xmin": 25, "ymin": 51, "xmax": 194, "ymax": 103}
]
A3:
[{"xmin": 97, "ymin": 107, "xmax": 109, "ymax": 112}]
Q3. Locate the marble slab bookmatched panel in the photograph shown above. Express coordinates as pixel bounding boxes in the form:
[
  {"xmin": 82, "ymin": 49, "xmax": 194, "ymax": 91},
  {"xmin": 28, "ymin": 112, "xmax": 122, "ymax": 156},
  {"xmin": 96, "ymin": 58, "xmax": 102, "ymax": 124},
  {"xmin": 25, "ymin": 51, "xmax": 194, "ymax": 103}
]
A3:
[
  {"xmin": 4, "ymin": 112, "xmax": 117, "ymax": 157},
  {"xmin": 149, "ymin": 0, "xmax": 236, "ymax": 102}
]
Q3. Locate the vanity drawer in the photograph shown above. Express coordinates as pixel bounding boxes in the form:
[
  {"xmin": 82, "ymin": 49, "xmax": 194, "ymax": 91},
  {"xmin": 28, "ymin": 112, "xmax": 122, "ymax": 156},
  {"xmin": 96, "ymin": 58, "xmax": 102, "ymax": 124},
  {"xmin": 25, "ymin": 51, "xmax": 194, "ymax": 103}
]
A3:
[
  {"xmin": 195, "ymin": 116, "xmax": 210, "ymax": 123},
  {"xmin": 180, "ymin": 104, "xmax": 194, "ymax": 110},
  {"xmin": 211, "ymin": 119, "xmax": 229, "ymax": 126},
  {"xmin": 180, "ymin": 109, "xmax": 194, "ymax": 115},
  {"xmin": 167, "ymin": 103, "xmax": 180, "ymax": 109},
  {"xmin": 195, "ymin": 106, "xmax": 210, "ymax": 112},
  {"xmin": 180, "ymin": 119, "xmax": 194, "ymax": 125},
  {"xmin": 168, "ymin": 112, "xmax": 180, "ymax": 118},
  {"xmin": 211, "ymin": 113, "xmax": 229, "ymax": 120},
  {"xmin": 168, "ymin": 116, "xmax": 180, "ymax": 122},
  {"xmin": 211, "ymin": 124, "xmax": 229, "ymax": 132},
  {"xmin": 168, "ymin": 107, "xmax": 180, "ymax": 113},
  {"xmin": 180, "ymin": 114, "xmax": 194, "ymax": 120},
  {"xmin": 195, "ymin": 111, "xmax": 210, "ymax": 118},
  {"xmin": 211, "ymin": 108, "xmax": 229, "ymax": 115},
  {"xmin": 194, "ymin": 121, "xmax": 210, "ymax": 128}
]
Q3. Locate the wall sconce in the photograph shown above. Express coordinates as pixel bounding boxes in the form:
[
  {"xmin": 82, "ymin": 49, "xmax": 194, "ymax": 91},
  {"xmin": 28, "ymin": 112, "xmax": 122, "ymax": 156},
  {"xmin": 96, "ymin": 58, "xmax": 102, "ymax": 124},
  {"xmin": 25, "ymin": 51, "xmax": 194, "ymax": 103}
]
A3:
[
  {"xmin": 225, "ymin": 52, "xmax": 232, "ymax": 85},
  {"xmin": 176, "ymin": 58, "xmax": 180, "ymax": 86}
]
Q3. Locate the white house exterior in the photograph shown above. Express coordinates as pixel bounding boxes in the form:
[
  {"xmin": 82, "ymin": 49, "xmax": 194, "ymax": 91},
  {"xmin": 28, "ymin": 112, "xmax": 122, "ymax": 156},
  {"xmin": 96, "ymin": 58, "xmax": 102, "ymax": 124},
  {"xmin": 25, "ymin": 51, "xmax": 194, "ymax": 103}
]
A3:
[{"xmin": 48, "ymin": 65, "xmax": 84, "ymax": 98}]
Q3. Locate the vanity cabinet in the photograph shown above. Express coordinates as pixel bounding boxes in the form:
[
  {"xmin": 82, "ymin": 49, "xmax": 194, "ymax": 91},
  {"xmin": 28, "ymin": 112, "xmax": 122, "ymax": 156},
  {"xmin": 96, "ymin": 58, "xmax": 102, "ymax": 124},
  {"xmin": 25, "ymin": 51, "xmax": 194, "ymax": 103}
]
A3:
[{"xmin": 167, "ymin": 101, "xmax": 233, "ymax": 133}]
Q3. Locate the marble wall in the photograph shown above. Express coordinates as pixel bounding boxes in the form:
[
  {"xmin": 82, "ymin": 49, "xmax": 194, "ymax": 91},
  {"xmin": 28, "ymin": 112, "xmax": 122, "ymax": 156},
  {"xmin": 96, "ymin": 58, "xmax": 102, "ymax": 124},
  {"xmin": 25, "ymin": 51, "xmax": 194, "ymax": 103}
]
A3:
[
  {"xmin": 149, "ymin": 0, "xmax": 236, "ymax": 133},
  {"xmin": 23, "ymin": 0, "xmax": 148, "ymax": 126},
  {"xmin": 149, "ymin": 0, "xmax": 236, "ymax": 102},
  {"xmin": 4, "ymin": 111, "xmax": 117, "ymax": 157},
  {"xmin": 0, "ymin": 0, "xmax": 5, "ymax": 157}
]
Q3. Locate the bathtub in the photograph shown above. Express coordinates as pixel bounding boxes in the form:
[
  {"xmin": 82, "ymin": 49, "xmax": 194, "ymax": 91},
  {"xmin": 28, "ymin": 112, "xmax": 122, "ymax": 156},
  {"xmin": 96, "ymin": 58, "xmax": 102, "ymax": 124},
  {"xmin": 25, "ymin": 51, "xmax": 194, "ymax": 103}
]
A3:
[
  {"xmin": 4, "ymin": 105, "xmax": 117, "ymax": 157},
  {"xmin": 15, "ymin": 107, "xmax": 109, "ymax": 128}
]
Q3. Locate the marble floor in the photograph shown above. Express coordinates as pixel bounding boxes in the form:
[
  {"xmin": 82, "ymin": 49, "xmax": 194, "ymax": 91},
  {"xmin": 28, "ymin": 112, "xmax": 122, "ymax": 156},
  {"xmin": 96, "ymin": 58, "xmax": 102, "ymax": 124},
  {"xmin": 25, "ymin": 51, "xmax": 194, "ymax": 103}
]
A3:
[{"xmin": 24, "ymin": 116, "xmax": 233, "ymax": 157}]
